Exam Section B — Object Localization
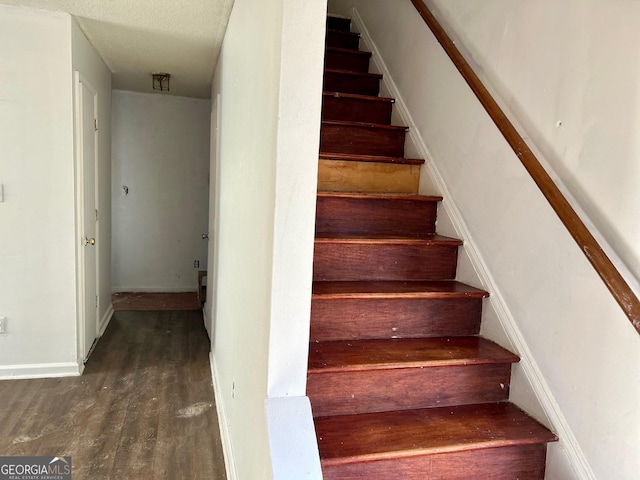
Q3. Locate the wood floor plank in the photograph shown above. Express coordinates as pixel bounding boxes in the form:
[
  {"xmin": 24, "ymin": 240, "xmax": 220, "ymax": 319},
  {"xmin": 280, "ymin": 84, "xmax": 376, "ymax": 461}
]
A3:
[{"xmin": 0, "ymin": 310, "xmax": 226, "ymax": 479}]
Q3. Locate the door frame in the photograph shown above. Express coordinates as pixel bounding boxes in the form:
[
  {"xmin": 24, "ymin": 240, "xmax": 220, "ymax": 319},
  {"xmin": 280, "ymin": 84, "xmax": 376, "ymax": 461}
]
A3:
[
  {"xmin": 74, "ymin": 71, "xmax": 100, "ymax": 369},
  {"xmin": 205, "ymin": 94, "xmax": 222, "ymax": 341}
]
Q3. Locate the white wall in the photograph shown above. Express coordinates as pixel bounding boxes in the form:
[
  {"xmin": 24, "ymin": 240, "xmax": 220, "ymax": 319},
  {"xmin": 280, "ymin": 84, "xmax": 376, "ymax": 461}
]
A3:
[
  {"xmin": 267, "ymin": 0, "xmax": 326, "ymax": 402},
  {"xmin": 71, "ymin": 19, "xmax": 113, "ymax": 334},
  {"xmin": 209, "ymin": 0, "xmax": 325, "ymax": 478},
  {"xmin": 0, "ymin": 6, "xmax": 78, "ymax": 377},
  {"xmin": 427, "ymin": 0, "xmax": 640, "ymax": 285},
  {"xmin": 329, "ymin": 1, "xmax": 640, "ymax": 479},
  {"xmin": 209, "ymin": 0, "xmax": 281, "ymax": 475},
  {"xmin": 111, "ymin": 91, "xmax": 211, "ymax": 292},
  {"xmin": 266, "ymin": 1, "xmax": 326, "ymax": 478}
]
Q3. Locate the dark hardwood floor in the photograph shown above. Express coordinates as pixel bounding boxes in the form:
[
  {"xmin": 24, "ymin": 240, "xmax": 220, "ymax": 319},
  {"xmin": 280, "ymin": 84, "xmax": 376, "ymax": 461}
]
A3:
[{"xmin": 0, "ymin": 310, "xmax": 227, "ymax": 480}]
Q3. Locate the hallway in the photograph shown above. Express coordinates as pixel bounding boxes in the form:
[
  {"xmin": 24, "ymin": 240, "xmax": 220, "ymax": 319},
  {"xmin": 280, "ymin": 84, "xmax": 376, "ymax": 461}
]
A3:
[{"xmin": 0, "ymin": 311, "xmax": 227, "ymax": 479}]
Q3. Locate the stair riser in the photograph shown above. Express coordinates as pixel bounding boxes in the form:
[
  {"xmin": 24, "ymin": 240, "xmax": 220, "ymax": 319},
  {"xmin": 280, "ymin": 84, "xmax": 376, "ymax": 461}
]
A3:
[
  {"xmin": 316, "ymin": 196, "xmax": 437, "ymax": 236},
  {"xmin": 313, "ymin": 243, "xmax": 458, "ymax": 281},
  {"xmin": 324, "ymin": 71, "xmax": 380, "ymax": 96},
  {"xmin": 327, "ymin": 16, "xmax": 351, "ymax": 32},
  {"xmin": 321, "ymin": 124, "xmax": 406, "ymax": 157},
  {"xmin": 325, "ymin": 50, "xmax": 371, "ymax": 73},
  {"xmin": 321, "ymin": 443, "xmax": 548, "ymax": 480},
  {"xmin": 310, "ymin": 297, "xmax": 482, "ymax": 341},
  {"xmin": 322, "ymin": 95, "xmax": 392, "ymax": 124},
  {"xmin": 308, "ymin": 363, "xmax": 512, "ymax": 417},
  {"xmin": 318, "ymin": 160, "xmax": 420, "ymax": 194},
  {"xmin": 326, "ymin": 30, "xmax": 360, "ymax": 50}
]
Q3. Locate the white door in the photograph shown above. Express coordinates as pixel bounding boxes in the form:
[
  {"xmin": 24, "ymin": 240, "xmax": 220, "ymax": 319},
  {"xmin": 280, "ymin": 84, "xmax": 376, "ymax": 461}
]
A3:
[
  {"xmin": 78, "ymin": 76, "xmax": 99, "ymax": 362},
  {"xmin": 205, "ymin": 94, "xmax": 222, "ymax": 339}
]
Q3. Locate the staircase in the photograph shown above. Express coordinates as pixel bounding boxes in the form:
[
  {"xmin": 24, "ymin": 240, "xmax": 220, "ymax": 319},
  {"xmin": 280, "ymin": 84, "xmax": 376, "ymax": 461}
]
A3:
[{"xmin": 307, "ymin": 14, "xmax": 557, "ymax": 479}]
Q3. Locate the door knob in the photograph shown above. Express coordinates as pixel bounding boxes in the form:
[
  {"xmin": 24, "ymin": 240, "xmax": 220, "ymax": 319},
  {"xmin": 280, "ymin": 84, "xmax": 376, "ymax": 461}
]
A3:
[{"xmin": 84, "ymin": 237, "xmax": 95, "ymax": 246}]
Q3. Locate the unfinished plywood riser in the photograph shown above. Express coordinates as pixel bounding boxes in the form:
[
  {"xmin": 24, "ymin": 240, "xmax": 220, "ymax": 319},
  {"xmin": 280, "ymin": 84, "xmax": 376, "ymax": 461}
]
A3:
[{"xmin": 318, "ymin": 160, "xmax": 419, "ymax": 194}]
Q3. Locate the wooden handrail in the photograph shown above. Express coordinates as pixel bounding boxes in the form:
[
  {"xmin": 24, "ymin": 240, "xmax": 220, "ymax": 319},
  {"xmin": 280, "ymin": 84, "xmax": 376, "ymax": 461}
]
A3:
[{"xmin": 411, "ymin": 0, "xmax": 640, "ymax": 335}]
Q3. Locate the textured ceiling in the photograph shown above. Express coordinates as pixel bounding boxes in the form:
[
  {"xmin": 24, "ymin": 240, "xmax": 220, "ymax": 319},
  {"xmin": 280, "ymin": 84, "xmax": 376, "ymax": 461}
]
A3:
[{"xmin": 1, "ymin": 0, "xmax": 234, "ymax": 98}]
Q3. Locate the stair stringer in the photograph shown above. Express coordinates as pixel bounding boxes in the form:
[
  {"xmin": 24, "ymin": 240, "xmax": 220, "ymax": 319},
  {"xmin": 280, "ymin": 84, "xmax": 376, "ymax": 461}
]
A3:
[{"xmin": 347, "ymin": 7, "xmax": 594, "ymax": 480}]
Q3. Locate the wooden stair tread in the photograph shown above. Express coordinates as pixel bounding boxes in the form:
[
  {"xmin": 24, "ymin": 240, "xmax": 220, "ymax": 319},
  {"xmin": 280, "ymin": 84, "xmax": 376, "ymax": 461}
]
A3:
[
  {"xmin": 322, "ymin": 119, "xmax": 408, "ymax": 131},
  {"xmin": 323, "ymin": 91, "xmax": 394, "ymax": 103},
  {"xmin": 312, "ymin": 280, "xmax": 487, "ymax": 298},
  {"xmin": 315, "ymin": 234, "xmax": 463, "ymax": 245},
  {"xmin": 320, "ymin": 152, "xmax": 424, "ymax": 166},
  {"xmin": 326, "ymin": 46, "xmax": 372, "ymax": 57},
  {"xmin": 325, "ymin": 68, "xmax": 382, "ymax": 79},
  {"xmin": 308, "ymin": 337, "xmax": 519, "ymax": 373},
  {"xmin": 316, "ymin": 402, "xmax": 558, "ymax": 466},
  {"xmin": 317, "ymin": 191, "xmax": 441, "ymax": 202}
]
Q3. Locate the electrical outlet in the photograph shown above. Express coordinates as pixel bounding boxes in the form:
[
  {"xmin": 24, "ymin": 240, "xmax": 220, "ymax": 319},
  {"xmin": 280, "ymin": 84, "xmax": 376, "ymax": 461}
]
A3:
[
  {"xmin": 194, "ymin": 260, "xmax": 200, "ymax": 268},
  {"xmin": 0, "ymin": 317, "xmax": 6, "ymax": 334}
]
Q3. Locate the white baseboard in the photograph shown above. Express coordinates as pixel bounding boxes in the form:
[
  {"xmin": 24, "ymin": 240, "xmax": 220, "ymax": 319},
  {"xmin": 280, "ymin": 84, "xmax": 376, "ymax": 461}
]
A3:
[
  {"xmin": 210, "ymin": 352, "xmax": 238, "ymax": 480},
  {"xmin": 99, "ymin": 303, "xmax": 114, "ymax": 336},
  {"xmin": 0, "ymin": 362, "xmax": 80, "ymax": 380},
  {"xmin": 111, "ymin": 287, "xmax": 197, "ymax": 293},
  {"xmin": 351, "ymin": 7, "xmax": 594, "ymax": 480}
]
